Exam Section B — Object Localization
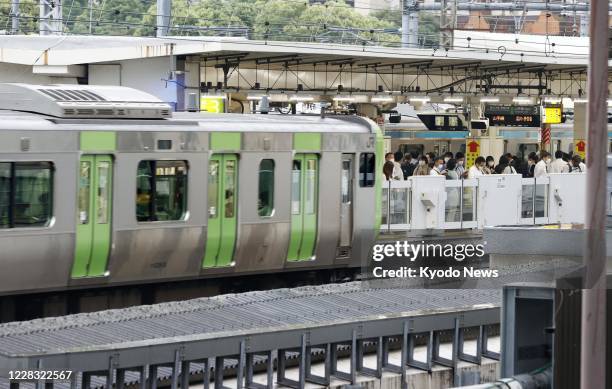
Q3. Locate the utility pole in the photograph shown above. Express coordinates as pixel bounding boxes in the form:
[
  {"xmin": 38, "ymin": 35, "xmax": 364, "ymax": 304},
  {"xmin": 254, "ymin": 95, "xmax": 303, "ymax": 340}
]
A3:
[
  {"xmin": 401, "ymin": 0, "xmax": 419, "ymax": 48},
  {"xmin": 157, "ymin": 0, "xmax": 171, "ymax": 37},
  {"xmin": 581, "ymin": 0, "xmax": 608, "ymax": 388},
  {"xmin": 439, "ymin": 0, "xmax": 457, "ymax": 49},
  {"xmin": 10, "ymin": 0, "xmax": 19, "ymax": 34},
  {"xmin": 39, "ymin": 0, "xmax": 62, "ymax": 35}
]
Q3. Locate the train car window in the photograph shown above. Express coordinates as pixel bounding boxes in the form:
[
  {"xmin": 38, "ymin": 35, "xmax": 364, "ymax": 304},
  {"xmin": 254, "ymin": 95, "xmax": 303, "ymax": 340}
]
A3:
[
  {"xmin": 305, "ymin": 159, "xmax": 317, "ymax": 214},
  {"xmin": 258, "ymin": 159, "xmax": 275, "ymax": 217},
  {"xmin": 78, "ymin": 161, "xmax": 91, "ymax": 224},
  {"xmin": 448, "ymin": 116, "xmax": 458, "ymax": 127},
  {"xmin": 0, "ymin": 162, "xmax": 53, "ymax": 228},
  {"xmin": 208, "ymin": 160, "xmax": 219, "ymax": 218},
  {"xmin": 224, "ymin": 160, "xmax": 236, "ymax": 218},
  {"xmin": 359, "ymin": 153, "xmax": 376, "ymax": 187},
  {"xmin": 0, "ymin": 163, "xmax": 11, "ymax": 228},
  {"xmin": 435, "ymin": 116, "xmax": 445, "ymax": 127},
  {"xmin": 136, "ymin": 160, "xmax": 187, "ymax": 222},
  {"xmin": 291, "ymin": 160, "xmax": 301, "ymax": 214},
  {"xmin": 157, "ymin": 140, "xmax": 172, "ymax": 150},
  {"xmin": 97, "ymin": 162, "xmax": 111, "ymax": 224}
]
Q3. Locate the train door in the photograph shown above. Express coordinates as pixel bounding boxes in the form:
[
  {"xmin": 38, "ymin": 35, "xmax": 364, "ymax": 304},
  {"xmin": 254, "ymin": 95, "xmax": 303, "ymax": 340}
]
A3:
[
  {"xmin": 72, "ymin": 155, "xmax": 113, "ymax": 278},
  {"xmin": 287, "ymin": 153, "xmax": 319, "ymax": 261},
  {"xmin": 518, "ymin": 144, "xmax": 539, "ymax": 161},
  {"xmin": 339, "ymin": 155, "xmax": 353, "ymax": 249},
  {"xmin": 203, "ymin": 154, "xmax": 238, "ymax": 268}
]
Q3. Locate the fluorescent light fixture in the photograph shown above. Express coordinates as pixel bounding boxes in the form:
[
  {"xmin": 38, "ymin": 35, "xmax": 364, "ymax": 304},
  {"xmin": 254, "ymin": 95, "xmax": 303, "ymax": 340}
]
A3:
[
  {"xmin": 479, "ymin": 96, "xmax": 500, "ymax": 103},
  {"xmin": 443, "ymin": 96, "xmax": 464, "ymax": 103},
  {"xmin": 289, "ymin": 95, "xmax": 314, "ymax": 102},
  {"xmin": 371, "ymin": 95, "xmax": 394, "ymax": 103},
  {"xmin": 202, "ymin": 94, "xmax": 226, "ymax": 100},
  {"xmin": 608, "ymin": 99, "xmax": 612, "ymax": 107},
  {"xmin": 409, "ymin": 96, "xmax": 431, "ymax": 103},
  {"xmin": 333, "ymin": 95, "xmax": 356, "ymax": 102},
  {"xmin": 543, "ymin": 96, "xmax": 562, "ymax": 104},
  {"xmin": 246, "ymin": 94, "xmax": 265, "ymax": 101},
  {"xmin": 512, "ymin": 97, "xmax": 534, "ymax": 105}
]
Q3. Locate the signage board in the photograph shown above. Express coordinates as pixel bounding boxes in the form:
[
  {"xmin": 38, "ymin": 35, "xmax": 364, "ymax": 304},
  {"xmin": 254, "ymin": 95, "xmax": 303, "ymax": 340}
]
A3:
[{"xmin": 484, "ymin": 105, "xmax": 541, "ymax": 127}]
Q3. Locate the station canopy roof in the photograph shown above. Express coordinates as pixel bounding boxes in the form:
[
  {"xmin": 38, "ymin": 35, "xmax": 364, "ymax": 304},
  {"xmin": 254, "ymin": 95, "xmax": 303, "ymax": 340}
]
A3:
[{"xmin": 0, "ymin": 34, "xmax": 608, "ymax": 75}]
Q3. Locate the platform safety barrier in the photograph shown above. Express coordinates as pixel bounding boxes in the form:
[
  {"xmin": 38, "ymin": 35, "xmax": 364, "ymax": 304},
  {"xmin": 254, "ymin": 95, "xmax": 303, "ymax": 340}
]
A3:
[{"xmin": 381, "ymin": 173, "xmax": 586, "ymax": 231}]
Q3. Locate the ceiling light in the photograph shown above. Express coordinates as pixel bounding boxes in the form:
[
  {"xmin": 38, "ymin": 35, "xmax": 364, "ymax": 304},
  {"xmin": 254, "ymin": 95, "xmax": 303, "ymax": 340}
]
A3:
[
  {"xmin": 512, "ymin": 97, "xmax": 534, "ymax": 105},
  {"xmin": 246, "ymin": 94, "xmax": 265, "ymax": 101},
  {"xmin": 290, "ymin": 95, "xmax": 314, "ymax": 102},
  {"xmin": 371, "ymin": 95, "xmax": 394, "ymax": 103},
  {"xmin": 479, "ymin": 96, "xmax": 500, "ymax": 103},
  {"xmin": 443, "ymin": 96, "xmax": 464, "ymax": 103},
  {"xmin": 333, "ymin": 95, "xmax": 356, "ymax": 102},
  {"xmin": 409, "ymin": 96, "xmax": 431, "ymax": 103}
]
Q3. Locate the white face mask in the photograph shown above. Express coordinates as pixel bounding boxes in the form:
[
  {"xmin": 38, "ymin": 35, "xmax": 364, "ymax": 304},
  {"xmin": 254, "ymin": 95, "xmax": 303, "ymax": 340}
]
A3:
[
  {"xmin": 437, "ymin": 164, "xmax": 444, "ymax": 170},
  {"xmin": 419, "ymin": 160, "xmax": 426, "ymax": 166},
  {"xmin": 457, "ymin": 160, "xmax": 464, "ymax": 166},
  {"xmin": 487, "ymin": 161, "xmax": 494, "ymax": 167},
  {"xmin": 444, "ymin": 157, "xmax": 450, "ymax": 163}
]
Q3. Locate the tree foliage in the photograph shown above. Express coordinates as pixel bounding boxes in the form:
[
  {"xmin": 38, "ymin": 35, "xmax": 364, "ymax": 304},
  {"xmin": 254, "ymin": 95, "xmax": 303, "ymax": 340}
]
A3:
[{"xmin": 1, "ymin": 0, "xmax": 437, "ymax": 47}]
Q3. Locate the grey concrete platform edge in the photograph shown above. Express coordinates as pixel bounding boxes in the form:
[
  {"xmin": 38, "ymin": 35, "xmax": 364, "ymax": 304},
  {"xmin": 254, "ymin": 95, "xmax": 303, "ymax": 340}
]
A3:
[{"xmin": 0, "ymin": 281, "xmax": 500, "ymax": 387}]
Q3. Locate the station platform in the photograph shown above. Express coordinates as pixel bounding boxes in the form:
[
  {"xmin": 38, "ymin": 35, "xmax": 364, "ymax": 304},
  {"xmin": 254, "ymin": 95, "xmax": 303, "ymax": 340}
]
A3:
[{"xmin": 0, "ymin": 281, "xmax": 500, "ymax": 389}]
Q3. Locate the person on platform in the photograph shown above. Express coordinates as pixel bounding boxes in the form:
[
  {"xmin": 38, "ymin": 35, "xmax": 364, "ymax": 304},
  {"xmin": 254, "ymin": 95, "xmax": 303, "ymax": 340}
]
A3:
[
  {"xmin": 549, "ymin": 150, "xmax": 570, "ymax": 173},
  {"xmin": 385, "ymin": 152, "xmax": 403, "ymax": 180},
  {"xmin": 526, "ymin": 152, "xmax": 539, "ymax": 177},
  {"xmin": 430, "ymin": 157, "xmax": 446, "ymax": 176},
  {"xmin": 534, "ymin": 151, "xmax": 550, "ymax": 177},
  {"xmin": 455, "ymin": 152, "xmax": 467, "ymax": 178},
  {"xmin": 383, "ymin": 161, "xmax": 396, "ymax": 181},
  {"xmin": 570, "ymin": 154, "xmax": 586, "ymax": 173},
  {"xmin": 484, "ymin": 156, "xmax": 495, "ymax": 174},
  {"xmin": 495, "ymin": 155, "xmax": 517, "ymax": 174},
  {"xmin": 468, "ymin": 156, "xmax": 485, "ymax": 178},
  {"xmin": 413, "ymin": 156, "xmax": 430, "ymax": 176},
  {"xmin": 401, "ymin": 152, "xmax": 419, "ymax": 179}
]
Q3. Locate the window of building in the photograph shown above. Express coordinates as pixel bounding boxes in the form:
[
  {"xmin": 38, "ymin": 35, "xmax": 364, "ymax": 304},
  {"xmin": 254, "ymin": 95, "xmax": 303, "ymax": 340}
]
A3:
[
  {"xmin": 0, "ymin": 162, "xmax": 53, "ymax": 228},
  {"xmin": 359, "ymin": 153, "xmax": 376, "ymax": 187},
  {"xmin": 137, "ymin": 160, "xmax": 187, "ymax": 222},
  {"xmin": 258, "ymin": 159, "xmax": 275, "ymax": 217}
]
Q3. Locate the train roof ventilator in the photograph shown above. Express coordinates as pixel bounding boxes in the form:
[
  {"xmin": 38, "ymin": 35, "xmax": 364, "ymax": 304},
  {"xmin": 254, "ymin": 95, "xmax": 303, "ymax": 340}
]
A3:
[{"xmin": 0, "ymin": 83, "xmax": 172, "ymax": 119}]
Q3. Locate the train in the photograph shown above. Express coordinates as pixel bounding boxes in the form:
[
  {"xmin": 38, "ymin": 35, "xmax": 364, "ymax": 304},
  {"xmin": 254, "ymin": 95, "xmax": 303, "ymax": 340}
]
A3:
[
  {"xmin": 385, "ymin": 113, "xmax": 612, "ymax": 160},
  {"xmin": 0, "ymin": 83, "xmax": 383, "ymax": 298}
]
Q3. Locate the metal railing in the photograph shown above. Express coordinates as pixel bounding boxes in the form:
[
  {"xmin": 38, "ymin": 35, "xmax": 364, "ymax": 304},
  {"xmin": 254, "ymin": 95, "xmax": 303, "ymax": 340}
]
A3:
[{"xmin": 381, "ymin": 173, "xmax": 586, "ymax": 232}]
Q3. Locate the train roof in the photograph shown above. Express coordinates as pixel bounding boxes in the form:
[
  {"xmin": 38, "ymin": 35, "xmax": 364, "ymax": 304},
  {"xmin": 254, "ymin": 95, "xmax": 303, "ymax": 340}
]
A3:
[{"xmin": 0, "ymin": 110, "xmax": 377, "ymax": 134}]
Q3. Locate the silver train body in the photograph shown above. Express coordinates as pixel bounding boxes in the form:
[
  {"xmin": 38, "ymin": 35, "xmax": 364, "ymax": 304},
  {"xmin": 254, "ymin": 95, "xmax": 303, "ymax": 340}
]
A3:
[{"xmin": 0, "ymin": 110, "xmax": 382, "ymax": 296}]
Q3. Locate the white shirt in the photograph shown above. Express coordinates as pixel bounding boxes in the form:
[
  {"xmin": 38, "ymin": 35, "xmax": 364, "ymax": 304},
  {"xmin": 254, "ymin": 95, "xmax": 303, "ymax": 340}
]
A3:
[
  {"xmin": 550, "ymin": 158, "xmax": 570, "ymax": 173},
  {"xmin": 570, "ymin": 162, "xmax": 586, "ymax": 173},
  {"xmin": 468, "ymin": 165, "xmax": 483, "ymax": 179},
  {"xmin": 392, "ymin": 161, "xmax": 403, "ymax": 180},
  {"xmin": 430, "ymin": 167, "xmax": 444, "ymax": 176},
  {"xmin": 534, "ymin": 160, "xmax": 548, "ymax": 178}
]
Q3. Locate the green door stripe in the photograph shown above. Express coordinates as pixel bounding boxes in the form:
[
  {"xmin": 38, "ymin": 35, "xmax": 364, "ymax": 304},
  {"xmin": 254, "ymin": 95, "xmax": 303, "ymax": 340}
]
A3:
[
  {"xmin": 294, "ymin": 133, "xmax": 321, "ymax": 151},
  {"xmin": 211, "ymin": 133, "xmax": 241, "ymax": 150},
  {"xmin": 80, "ymin": 132, "xmax": 117, "ymax": 151}
]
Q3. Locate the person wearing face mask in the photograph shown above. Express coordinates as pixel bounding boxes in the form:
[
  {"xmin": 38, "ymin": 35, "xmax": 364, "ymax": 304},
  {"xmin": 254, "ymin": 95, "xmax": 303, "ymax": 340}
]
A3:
[
  {"xmin": 385, "ymin": 152, "xmax": 404, "ymax": 180},
  {"xmin": 495, "ymin": 156, "xmax": 517, "ymax": 174},
  {"xmin": 526, "ymin": 152, "xmax": 538, "ymax": 177},
  {"xmin": 443, "ymin": 151, "xmax": 453, "ymax": 168},
  {"xmin": 549, "ymin": 150, "xmax": 570, "ymax": 173},
  {"xmin": 430, "ymin": 157, "xmax": 447, "ymax": 176},
  {"xmin": 482, "ymin": 156, "xmax": 494, "ymax": 174},
  {"xmin": 570, "ymin": 154, "xmax": 586, "ymax": 173},
  {"xmin": 413, "ymin": 156, "xmax": 430, "ymax": 176},
  {"xmin": 468, "ymin": 156, "xmax": 485, "ymax": 178},
  {"xmin": 454, "ymin": 152, "xmax": 467, "ymax": 178},
  {"xmin": 401, "ymin": 152, "xmax": 419, "ymax": 179},
  {"xmin": 534, "ymin": 151, "xmax": 550, "ymax": 178}
]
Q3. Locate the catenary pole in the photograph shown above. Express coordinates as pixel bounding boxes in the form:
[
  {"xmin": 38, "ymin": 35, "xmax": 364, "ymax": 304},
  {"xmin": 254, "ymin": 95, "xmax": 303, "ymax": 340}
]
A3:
[{"xmin": 581, "ymin": 0, "xmax": 608, "ymax": 387}]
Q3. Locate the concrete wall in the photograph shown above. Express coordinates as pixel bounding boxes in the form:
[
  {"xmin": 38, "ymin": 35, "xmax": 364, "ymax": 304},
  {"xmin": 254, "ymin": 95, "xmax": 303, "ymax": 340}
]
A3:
[
  {"xmin": 0, "ymin": 63, "xmax": 77, "ymax": 84},
  {"xmin": 88, "ymin": 56, "xmax": 179, "ymax": 109}
]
